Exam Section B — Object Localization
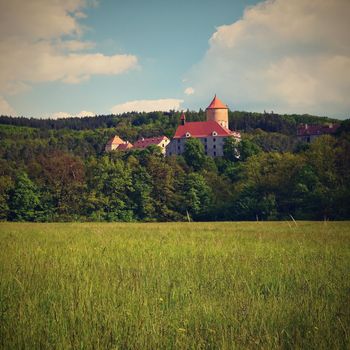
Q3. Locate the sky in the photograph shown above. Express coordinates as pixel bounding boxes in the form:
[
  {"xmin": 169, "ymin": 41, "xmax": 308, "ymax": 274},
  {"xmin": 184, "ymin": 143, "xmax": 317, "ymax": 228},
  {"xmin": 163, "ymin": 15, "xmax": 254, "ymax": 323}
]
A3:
[{"xmin": 0, "ymin": 0, "xmax": 349, "ymax": 119}]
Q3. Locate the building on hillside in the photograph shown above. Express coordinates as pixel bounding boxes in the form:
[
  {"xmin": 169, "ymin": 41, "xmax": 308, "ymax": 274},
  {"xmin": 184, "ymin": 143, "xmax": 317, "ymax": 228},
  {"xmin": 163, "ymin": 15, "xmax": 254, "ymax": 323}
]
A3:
[
  {"xmin": 166, "ymin": 95, "xmax": 241, "ymax": 157},
  {"xmin": 297, "ymin": 123, "xmax": 340, "ymax": 143},
  {"xmin": 133, "ymin": 136, "xmax": 170, "ymax": 155},
  {"xmin": 105, "ymin": 135, "xmax": 169, "ymax": 154},
  {"xmin": 105, "ymin": 135, "xmax": 133, "ymax": 152}
]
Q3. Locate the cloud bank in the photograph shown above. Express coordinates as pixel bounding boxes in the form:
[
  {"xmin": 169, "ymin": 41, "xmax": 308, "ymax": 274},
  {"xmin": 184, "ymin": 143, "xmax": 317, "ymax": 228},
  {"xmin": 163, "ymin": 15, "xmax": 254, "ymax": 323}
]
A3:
[
  {"xmin": 50, "ymin": 110, "xmax": 95, "ymax": 119},
  {"xmin": 111, "ymin": 99, "xmax": 183, "ymax": 114},
  {"xmin": 188, "ymin": 0, "xmax": 350, "ymax": 117},
  {"xmin": 0, "ymin": 0, "xmax": 137, "ymax": 95}
]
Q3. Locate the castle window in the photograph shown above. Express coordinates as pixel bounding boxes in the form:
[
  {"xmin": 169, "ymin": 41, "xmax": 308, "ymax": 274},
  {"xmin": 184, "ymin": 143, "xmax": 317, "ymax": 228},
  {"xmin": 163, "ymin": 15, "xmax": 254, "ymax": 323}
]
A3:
[
  {"xmin": 186, "ymin": 132, "xmax": 191, "ymax": 138},
  {"xmin": 178, "ymin": 146, "xmax": 180, "ymax": 151},
  {"xmin": 213, "ymin": 138, "xmax": 216, "ymax": 142},
  {"xmin": 204, "ymin": 138, "xmax": 207, "ymax": 143},
  {"xmin": 212, "ymin": 131, "xmax": 218, "ymax": 136},
  {"xmin": 213, "ymin": 144, "xmax": 216, "ymax": 149},
  {"xmin": 177, "ymin": 139, "xmax": 180, "ymax": 143},
  {"xmin": 214, "ymin": 151, "xmax": 216, "ymax": 156}
]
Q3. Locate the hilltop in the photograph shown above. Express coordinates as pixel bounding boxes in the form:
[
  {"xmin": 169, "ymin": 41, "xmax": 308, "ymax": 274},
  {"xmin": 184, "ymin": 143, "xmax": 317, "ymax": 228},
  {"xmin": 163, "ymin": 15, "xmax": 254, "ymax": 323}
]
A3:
[{"xmin": 0, "ymin": 111, "xmax": 349, "ymax": 222}]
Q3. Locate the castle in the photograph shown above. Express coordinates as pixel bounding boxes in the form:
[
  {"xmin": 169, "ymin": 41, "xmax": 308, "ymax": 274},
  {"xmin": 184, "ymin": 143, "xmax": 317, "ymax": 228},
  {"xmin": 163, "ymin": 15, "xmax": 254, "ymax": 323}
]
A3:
[
  {"xmin": 166, "ymin": 95, "xmax": 241, "ymax": 157},
  {"xmin": 105, "ymin": 95, "xmax": 240, "ymax": 157}
]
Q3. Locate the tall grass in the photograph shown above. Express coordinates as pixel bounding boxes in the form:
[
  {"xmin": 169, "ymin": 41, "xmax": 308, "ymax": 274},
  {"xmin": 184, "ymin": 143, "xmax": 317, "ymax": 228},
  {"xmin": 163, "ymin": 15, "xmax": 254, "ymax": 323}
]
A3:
[{"xmin": 0, "ymin": 222, "xmax": 349, "ymax": 349}]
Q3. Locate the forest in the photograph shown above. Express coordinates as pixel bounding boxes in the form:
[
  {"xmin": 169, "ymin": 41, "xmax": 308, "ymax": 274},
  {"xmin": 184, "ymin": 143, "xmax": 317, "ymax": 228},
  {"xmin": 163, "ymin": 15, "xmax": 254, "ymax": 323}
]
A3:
[{"xmin": 0, "ymin": 110, "xmax": 349, "ymax": 221}]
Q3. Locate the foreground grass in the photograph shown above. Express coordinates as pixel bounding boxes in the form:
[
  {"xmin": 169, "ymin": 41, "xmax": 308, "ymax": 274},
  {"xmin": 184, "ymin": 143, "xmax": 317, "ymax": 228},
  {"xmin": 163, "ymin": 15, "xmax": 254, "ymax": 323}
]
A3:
[{"xmin": 0, "ymin": 222, "xmax": 349, "ymax": 349}]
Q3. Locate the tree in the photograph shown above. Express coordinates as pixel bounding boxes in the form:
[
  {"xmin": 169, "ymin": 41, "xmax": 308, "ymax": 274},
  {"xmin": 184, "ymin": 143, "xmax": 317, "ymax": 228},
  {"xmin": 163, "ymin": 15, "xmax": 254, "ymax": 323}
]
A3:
[
  {"xmin": 0, "ymin": 175, "xmax": 13, "ymax": 220},
  {"xmin": 131, "ymin": 166, "xmax": 155, "ymax": 220},
  {"xmin": 184, "ymin": 173, "xmax": 212, "ymax": 219},
  {"xmin": 224, "ymin": 137, "xmax": 261, "ymax": 162},
  {"xmin": 37, "ymin": 151, "xmax": 85, "ymax": 220},
  {"xmin": 86, "ymin": 156, "xmax": 134, "ymax": 221},
  {"xmin": 183, "ymin": 138, "xmax": 206, "ymax": 171},
  {"xmin": 9, "ymin": 172, "xmax": 40, "ymax": 221},
  {"xmin": 238, "ymin": 139, "xmax": 261, "ymax": 161},
  {"xmin": 144, "ymin": 153, "xmax": 182, "ymax": 221},
  {"xmin": 223, "ymin": 137, "xmax": 240, "ymax": 162}
]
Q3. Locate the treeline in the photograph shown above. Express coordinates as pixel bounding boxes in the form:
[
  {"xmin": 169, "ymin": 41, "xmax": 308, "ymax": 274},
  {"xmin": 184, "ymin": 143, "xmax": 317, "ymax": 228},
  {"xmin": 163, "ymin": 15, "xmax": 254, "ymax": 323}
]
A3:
[
  {"xmin": 0, "ymin": 119, "xmax": 349, "ymax": 221},
  {"xmin": 0, "ymin": 110, "xmax": 337, "ymax": 136}
]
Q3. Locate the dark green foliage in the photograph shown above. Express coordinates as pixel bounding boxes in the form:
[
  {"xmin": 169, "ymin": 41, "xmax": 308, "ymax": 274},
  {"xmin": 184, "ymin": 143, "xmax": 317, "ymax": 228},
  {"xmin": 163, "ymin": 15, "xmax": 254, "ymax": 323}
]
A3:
[
  {"xmin": 85, "ymin": 156, "xmax": 134, "ymax": 221},
  {"xmin": 183, "ymin": 138, "xmax": 206, "ymax": 170},
  {"xmin": 184, "ymin": 173, "xmax": 212, "ymax": 218},
  {"xmin": 0, "ymin": 176, "xmax": 13, "ymax": 220},
  {"xmin": 223, "ymin": 137, "xmax": 239, "ymax": 161},
  {"xmin": 8, "ymin": 172, "xmax": 40, "ymax": 221},
  {"xmin": 238, "ymin": 139, "xmax": 262, "ymax": 160},
  {"xmin": 0, "ymin": 112, "xmax": 349, "ymax": 221},
  {"xmin": 223, "ymin": 137, "xmax": 261, "ymax": 162}
]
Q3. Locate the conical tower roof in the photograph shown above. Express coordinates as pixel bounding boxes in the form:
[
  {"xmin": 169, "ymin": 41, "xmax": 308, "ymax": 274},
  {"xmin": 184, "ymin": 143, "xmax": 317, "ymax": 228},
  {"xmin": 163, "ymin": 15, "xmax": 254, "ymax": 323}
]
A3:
[{"xmin": 206, "ymin": 95, "xmax": 228, "ymax": 109}]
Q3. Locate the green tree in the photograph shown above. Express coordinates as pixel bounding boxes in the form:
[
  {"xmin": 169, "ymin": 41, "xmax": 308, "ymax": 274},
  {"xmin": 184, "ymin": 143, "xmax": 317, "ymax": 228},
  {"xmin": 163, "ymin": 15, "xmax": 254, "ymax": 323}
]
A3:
[
  {"xmin": 184, "ymin": 173, "xmax": 212, "ymax": 218},
  {"xmin": 131, "ymin": 166, "xmax": 155, "ymax": 220},
  {"xmin": 9, "ymin": 172, "xmax": 40, "ymax": 221},
  {"xmin": 224, "ymin": 137, "xmax": 260, "ymax": 162},
  {"xmin": 86, "ymin": 156, "xmax": 134, "ymax": 221},
  {"xmin": 223, "ymin": 137, "xmax": 239, "ymax": 162},
  {"xmin": 145, "ymin": 153, "xmax": 183, "ymax": 221},
  {"xmin": 183, "ymin": 138, "xmax": 206, "ymax": 171},
  {"xmin": 238, "ymin": 139, "xmax": 261, "ymax": 161},
  {"xmin": 0, "ymin": 175, "xmax": 13, "ymax": 220}
]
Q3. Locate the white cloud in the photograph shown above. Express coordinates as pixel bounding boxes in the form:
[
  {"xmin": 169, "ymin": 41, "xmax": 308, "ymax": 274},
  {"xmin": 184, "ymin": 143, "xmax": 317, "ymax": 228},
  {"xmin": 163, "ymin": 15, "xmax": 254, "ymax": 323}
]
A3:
[
  {"xmin": 51, "ymin": 110, "xmax": 95, "ymax": 119},
  {"xmin": 0, "ymin": 96, "xmax": 16, "ymax": 116},
  {"xmin": 184, "ymin": 87, "xmax": 195, "ymax": 95},
  {"xmin": 0, "ymin": 0, "xmax": 137, "ymax": 95},
  {"xmin": 51, "ymin": 112, "xmax": 72, "ymax": 119},
  {"xmin": 188, "ymin": 0, "xmax": 350, "ymax": 117},
  {"xmin": 76, "ymin": 110, "xmax": 95, "ymax": 117},
  {"xmin": 111, "ymin": 99, "xmax": 183, "ymax": 114}
]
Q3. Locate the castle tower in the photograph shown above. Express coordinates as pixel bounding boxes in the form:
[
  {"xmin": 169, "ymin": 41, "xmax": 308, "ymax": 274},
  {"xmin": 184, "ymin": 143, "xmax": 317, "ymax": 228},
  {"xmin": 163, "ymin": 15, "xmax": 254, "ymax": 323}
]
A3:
[
  {"xmin": 180, "ymin": 112, "xmax": 186, "ymax": 125},
  {"xmin": 206, "ymin": 95, "xmax": 229, "ymax": 129}
]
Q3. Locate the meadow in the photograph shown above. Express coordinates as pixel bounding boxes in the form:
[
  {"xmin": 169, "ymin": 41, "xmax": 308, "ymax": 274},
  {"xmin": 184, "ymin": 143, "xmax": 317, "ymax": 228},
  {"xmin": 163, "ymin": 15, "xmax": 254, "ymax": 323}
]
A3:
[{"xmin": 0, "ymin": 222, "xmax": 349, "ymax": 349}]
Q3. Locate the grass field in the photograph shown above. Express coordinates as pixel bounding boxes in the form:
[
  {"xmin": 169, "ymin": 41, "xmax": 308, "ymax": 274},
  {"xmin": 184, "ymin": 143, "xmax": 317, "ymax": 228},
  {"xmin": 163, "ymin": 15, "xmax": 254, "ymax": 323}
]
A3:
[{"xmin": 0, "ymin": 222, "xmax": 349, "ymax": 349}]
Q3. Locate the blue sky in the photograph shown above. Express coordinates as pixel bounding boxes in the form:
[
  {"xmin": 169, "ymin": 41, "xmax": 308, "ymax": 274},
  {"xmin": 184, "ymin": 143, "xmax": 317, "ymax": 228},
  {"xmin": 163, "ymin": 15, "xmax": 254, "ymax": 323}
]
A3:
[{"xmin": 0, "ymin": 0, "xmax": 349, "ymax": 119}]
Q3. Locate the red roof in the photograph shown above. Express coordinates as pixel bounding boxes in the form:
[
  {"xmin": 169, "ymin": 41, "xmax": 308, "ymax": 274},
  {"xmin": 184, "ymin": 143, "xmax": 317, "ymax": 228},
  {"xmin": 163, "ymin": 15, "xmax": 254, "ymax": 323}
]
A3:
[
  {"xmin": 297, "ymin": 124, "xmax": 340, "ymax": 136},
  {"xmin": 174, "ymin": 120, "xmax": 240, "ymax": 138},
  {"xmin": 118, "ymin": 143, "xmax": 133, "ymax": 150},
  {"xmin": 133, "ymin": 136, "xmax": 169, "ymax": 149},
  {"xmin": 206, "ymin": 95, "xmax": 228, "ymax": 109}
]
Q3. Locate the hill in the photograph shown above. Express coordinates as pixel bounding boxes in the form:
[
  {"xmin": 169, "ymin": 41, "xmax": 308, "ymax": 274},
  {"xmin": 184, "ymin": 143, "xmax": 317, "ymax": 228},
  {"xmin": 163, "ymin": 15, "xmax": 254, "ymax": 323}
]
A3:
[
  {"xmin": 0, "ymin": 110, "xmax": 338, "ymax": 136},
  {"xmin": 0, "ymin": 112, "xmax": 349, "ymax": 222}
]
